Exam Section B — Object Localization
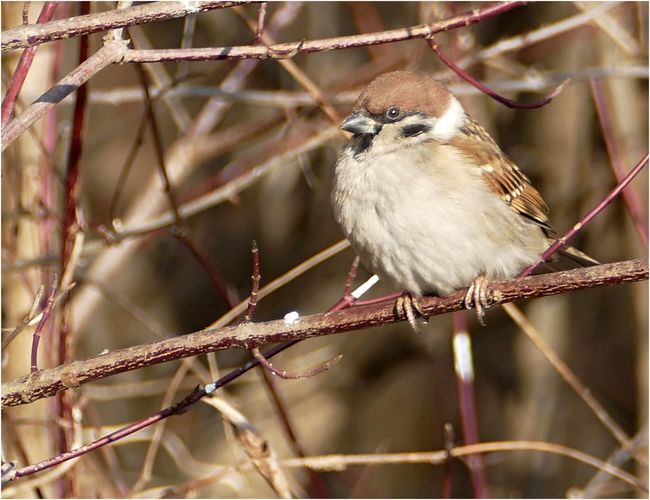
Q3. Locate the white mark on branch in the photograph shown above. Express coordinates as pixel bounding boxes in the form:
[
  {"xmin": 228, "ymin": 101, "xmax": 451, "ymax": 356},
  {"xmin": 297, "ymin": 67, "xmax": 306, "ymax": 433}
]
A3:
[
  {"xmin": 453, "ymin": 331, "xmax": 475, "ymax": 382},
  {"xmin": 283, "ymin": 311, "xmax": 300, "ymax": 324}
]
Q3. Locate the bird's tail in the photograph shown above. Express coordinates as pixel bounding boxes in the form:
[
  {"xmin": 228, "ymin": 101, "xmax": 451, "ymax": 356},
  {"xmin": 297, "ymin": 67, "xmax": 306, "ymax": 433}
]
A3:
[{"xmin": 535, "ymin": 243, "xmax": 599, "ymax": 274}]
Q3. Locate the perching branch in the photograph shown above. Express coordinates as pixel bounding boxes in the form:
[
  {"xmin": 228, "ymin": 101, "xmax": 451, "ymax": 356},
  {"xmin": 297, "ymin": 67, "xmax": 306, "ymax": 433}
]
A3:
[{"xmin": 3, "ymin": 259, "xmax": 646, "ymax": 408}]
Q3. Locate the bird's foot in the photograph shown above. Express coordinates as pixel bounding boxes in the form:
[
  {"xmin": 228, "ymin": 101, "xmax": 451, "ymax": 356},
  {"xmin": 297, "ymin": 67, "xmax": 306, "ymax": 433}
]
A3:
[
  {"xmin": 463, "ymin": 275, "xmax": 495, "ymax": 326},
  {"xmin": 395, "ymin": 292, "xmax": 428, "ymax": 333}
]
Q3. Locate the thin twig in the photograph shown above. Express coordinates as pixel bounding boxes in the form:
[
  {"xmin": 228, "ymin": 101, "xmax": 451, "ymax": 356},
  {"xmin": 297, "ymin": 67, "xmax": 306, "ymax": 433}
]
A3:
[
  {"xmin": 243, "ymin": 242, "xmax": 343, "ymax": 380},
  {"xmin": 127, "ymin": 25, "xmax": 193, "ymax": 130},
  {"xmin": 343, "ymin": 256, "xmax": 360, "ymax": 298},
  {"xmin": 445, "ymin": 2, "xmax": 622, "ymax": 77},
  {"xmin": 132, "ymin": 359, "xmax": 193, "ymax": 493},
  {"xmin": 451, "ymin": 312, "xmax": 489, "ymax": 498},
  {"xmin": 175, "ymin": 232, "xmax": 239, "ymax": 309},
  {"xmin": 441, "ymin": 423, "xmax": 454, "ymax": 498},
  {"xmin": 589, "ymin": 78, "xmax": 648, "ymax": 250},
  {"xmin": 96, "ymin": 126, "xmax": 340, "ymax": 241},
  {"xmin": 1, "ymin": 1, "xmax": 249, "ymax": 51},
  {"xmin": 244, "ymin": 238, "xmax": 330, "ymax": 495},
  {"xmin": 278, "ymin": 441, "xmax": 647, "ymax": 492},
  {"xmin": 254, "ymin": 2, "xmax": 267, "ymax": 45},
  {"xmin": 1, "ymin": 1, "xmax": 58, "ymax": 127},
  {"xmin": 1, "ymin": 39, "xmax": 128, "ymax": 152},
  {"xmin": 134, "ymin": 63, "xmax": 183, "ymax": 225},
  {"xmin": 107, "ymin": 109, "xmax": 148, "ymax": 225},
  {"xmin": 245, "ymin": 240, "xmax": 261, "ymax": 322},
  {"xmin": 235, "ymin": 6, "xmax": 342, "ymax": 127},
  {"xmin": 572, "ymin": 1, "xmax": 640, "ymax": 55},
  {"xmin": 251, "ymin": 348, "xmax": 342, "ymax": 380},
  {"xmin": 2, "ymin": 285, "xmax": 44, "ymax": 351},
  {"xmin": 55, "ymin": 4, "xmax": 91, "ymax": 492},
  {"xmin": 15, "ymin": 65, "xmax": 648, "ymax": 109},
  {"xmin": 21, "ymin": 2, "xmax": 31, "ymax": 25},
  {"xmin": 501, "ymin": 302, "xmax": 648, "ymax": 468},
  {"xmin": 175, "ymin": 12, "xmax": 197, "ymax": 81},
  {"xmin": 256, "ymin": 367, "xmax": 330, "ymax": 497},
  {"xmin": 187, "ymin": 1, "xmax": 303, "ymax": 136},
  {"xmin": 212, "ymin": 239, "xmax": 350, "ymax": 328},
  {"xmin": 121, "ymin": 2, "xmax": 526, "ymax": 63},
  {"xmin": 521, "ymin": 153, "xmax": 648, "ymax": 276},
  {"xmin": 428, "ymin": 39, "xmax": 569, "ymax": 109},
  {"xmin": 580, "ymin": 426, "xmax": 648, "ymax": 498},
  {"xmin": 30, "ymin": 276, "xmax": 58, "ymax": 373}
]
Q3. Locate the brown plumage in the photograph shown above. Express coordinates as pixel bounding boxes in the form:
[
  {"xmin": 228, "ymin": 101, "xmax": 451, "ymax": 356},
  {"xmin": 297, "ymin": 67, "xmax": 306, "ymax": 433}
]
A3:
[
  {"xmin": 333, "ymin": 70, "xmax": 598, "ymax": 328},
  {"xmin": 452, "ymin": 117, "xmax": 555, "ymax": 236},
  {"xmin": 353, "ymin": 71, "xmax": 452, "ymax": 118}
]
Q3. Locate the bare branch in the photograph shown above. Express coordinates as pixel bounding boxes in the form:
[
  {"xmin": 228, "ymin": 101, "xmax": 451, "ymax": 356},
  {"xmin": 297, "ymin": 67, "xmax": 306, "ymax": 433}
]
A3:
[
  {"xmin": 502, "ymin": 302, "xmax": 647, "ymax": 468},
  {"xmin": 251, "ymin": 347, "xmax": 342, "ymax": 380},
  {"xmin": 1, "ymin": 1, "xmax": 58, "ymax": 126},
  {"xmin": 120, "ymin": 2, "xmax": 526, "ymax": 62},
  {"xmin": 279, "ymin": 441, "xmax": 646, "ymax": 492},
  {"xmin": 1, "ymin": 39, "xmax": 128, "ymax": 152},
  {"xmin": 590, "ymin": 79, "xmax": 649, "ymax": 249},
  {"xmin": 3, "ymin": 259, "xmax": 646, "ymax": 408},
  {"xmin": 245, "ymin": 240, "xmax": 261, "ymax": 322},
  {"xmin": 1, "ymin": 1, "xmax": 251, "ymax": 51}
]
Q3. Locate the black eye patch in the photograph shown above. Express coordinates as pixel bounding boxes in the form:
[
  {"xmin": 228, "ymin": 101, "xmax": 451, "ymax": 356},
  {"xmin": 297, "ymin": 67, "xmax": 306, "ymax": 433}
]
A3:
[{"xmin": 401, "ymin": 123, "xmax": 431, "ymax": 138}]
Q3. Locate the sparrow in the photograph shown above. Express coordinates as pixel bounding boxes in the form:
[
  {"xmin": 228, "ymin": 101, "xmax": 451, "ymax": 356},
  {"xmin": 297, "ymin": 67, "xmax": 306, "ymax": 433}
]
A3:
[{"xmin": 331, "ymin": 71, "xmax": 597, "ymax": 329}]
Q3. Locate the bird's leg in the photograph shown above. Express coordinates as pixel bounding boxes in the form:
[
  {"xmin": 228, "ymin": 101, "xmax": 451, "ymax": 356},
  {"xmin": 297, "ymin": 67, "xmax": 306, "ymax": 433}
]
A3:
[
  {"xmin": 463, "ymin": 275, "xmax": 495, "ymax": 326},
  {"xmin": 395, "ymin": 291, "xmax": 427, "ymax": 333}
]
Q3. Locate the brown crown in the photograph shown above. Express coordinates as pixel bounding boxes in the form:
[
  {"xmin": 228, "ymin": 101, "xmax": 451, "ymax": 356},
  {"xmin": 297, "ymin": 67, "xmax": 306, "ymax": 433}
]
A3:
[{"xmin": 353, "ymin": 71, "xmax": 452, "ymax": 118}]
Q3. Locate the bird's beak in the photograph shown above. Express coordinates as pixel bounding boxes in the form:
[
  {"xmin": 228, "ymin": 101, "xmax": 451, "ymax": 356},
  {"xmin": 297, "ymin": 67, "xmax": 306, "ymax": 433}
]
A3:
[{"xmin": 340, "ymin": 112, "xmax": 380, "ymax": 135}]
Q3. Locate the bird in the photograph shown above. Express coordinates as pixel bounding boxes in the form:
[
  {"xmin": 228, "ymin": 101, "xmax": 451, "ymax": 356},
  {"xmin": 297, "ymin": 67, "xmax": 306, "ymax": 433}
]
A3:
[{"xmin": 331, "ymin": 70, "xmax": 597, "ymax": 330}]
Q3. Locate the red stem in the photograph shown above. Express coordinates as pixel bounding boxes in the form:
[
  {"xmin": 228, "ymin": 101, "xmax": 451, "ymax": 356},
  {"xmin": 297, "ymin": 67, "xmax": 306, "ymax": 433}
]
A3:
[
  {"xmin": 429, "ymin": 39, "xmax": 568, "ymax": 109},
  {"xmin": 56, "ymin": 4, "xmax": 90, "ymax": 494},
  {"xmin": 590, "ymin": 78, "xmax": 648, "ymax": 250},
  {"xmin": 1, "ymin": 1, "xmax": 59, "ymax": 127},
  {"xmin": 30, "ymin": 276, "xmax": 58, "ymax": 373},
  {"xmin": 521, "ymin": 153, "xmax": 648, "ymax": 276},
  {"xmin": 452, "ymin": 312, "xmax": 489, "ymax": 498}
]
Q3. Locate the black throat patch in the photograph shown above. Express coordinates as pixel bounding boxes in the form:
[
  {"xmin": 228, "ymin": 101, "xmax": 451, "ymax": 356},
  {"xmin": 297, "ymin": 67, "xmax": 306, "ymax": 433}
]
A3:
[{"xmin": 348, "ymin": 133, "xmax": 376, "ymax": 156}]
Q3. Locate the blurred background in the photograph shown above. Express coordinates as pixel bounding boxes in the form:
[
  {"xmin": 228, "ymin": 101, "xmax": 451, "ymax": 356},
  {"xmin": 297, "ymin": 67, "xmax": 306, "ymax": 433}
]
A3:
[{"xmin": 2, "ymin": 2, "xmax": 648, "ymax": 497}]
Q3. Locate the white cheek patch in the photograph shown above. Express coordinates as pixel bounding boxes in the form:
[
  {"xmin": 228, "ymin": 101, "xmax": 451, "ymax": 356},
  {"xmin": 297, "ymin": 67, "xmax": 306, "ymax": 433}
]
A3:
[{"xmin": 432, "ymin": 96, "xmax": 465, "ymax": 142}]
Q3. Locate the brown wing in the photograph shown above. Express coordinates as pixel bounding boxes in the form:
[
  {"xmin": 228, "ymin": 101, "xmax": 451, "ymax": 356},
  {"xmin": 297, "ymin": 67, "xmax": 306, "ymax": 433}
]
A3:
[{"xmin": 450, "ymin": 117, "xmax": 555, "ymax": 236}]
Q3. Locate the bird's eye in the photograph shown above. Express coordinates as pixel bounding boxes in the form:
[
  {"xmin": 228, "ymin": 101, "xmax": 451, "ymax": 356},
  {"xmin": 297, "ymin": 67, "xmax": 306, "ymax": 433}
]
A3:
[{"xmin": 386, "ymin": 106, "xmax": 401, "ymax": 120}]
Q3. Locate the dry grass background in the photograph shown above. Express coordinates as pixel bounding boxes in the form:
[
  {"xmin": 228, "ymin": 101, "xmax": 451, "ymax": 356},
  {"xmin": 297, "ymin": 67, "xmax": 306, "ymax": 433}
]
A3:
[{"xmin": 1, "ymin": 1, "xmax": 648, "ymax": 498}]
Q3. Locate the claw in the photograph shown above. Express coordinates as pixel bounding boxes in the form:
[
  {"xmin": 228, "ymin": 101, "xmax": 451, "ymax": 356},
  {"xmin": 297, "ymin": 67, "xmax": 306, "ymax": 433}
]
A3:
[
  {"xmin": 395, "ymin": 292, "xmax": 427, "ymax": 333},
  {"xmin": 463, "ymin": 275, "xmax": 494, "ymax": 326}
]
